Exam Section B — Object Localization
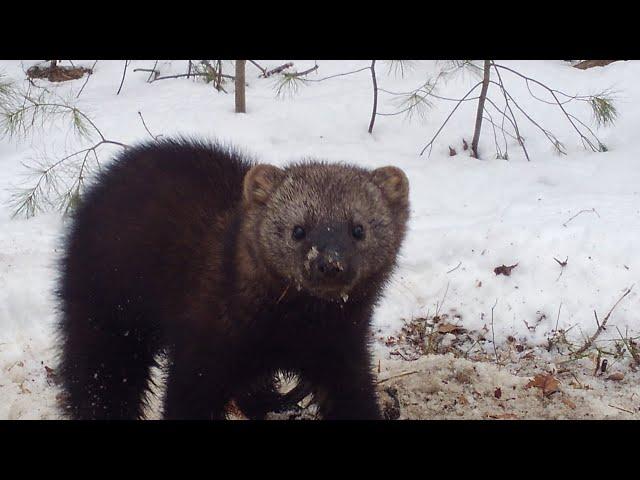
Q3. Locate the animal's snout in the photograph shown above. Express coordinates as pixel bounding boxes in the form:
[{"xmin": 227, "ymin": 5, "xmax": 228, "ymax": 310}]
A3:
[
  {"xmin": 306, "ymin": 247, "xmax": 350, "ymax": 285},
  {"xmin": 315, "ymin": 251, "xmax": 345, "ymax": 278}
]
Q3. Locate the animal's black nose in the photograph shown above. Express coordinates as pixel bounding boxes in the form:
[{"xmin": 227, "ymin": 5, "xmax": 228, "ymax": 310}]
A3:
[
  {"xmin": 317, "ymin": 258, "xmax": 342, "ymax": 277},
  {"xmin": 315, "ymin": 252, "xmax": 344, "ymax": 279}
]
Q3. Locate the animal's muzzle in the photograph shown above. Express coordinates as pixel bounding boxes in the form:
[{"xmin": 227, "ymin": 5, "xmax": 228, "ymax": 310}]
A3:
[{"xmin": 314, "ymin": 250, "xmax": 345, "ymax": 279}]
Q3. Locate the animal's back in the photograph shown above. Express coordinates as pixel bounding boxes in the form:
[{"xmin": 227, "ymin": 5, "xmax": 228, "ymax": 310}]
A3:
[
  {"xmin": 57, "ymin": 139, "xmax": 253, "ymax": 418},
  {"xmin": 60, "ymin": 138, "xmax": 252, "ymax": 317}
]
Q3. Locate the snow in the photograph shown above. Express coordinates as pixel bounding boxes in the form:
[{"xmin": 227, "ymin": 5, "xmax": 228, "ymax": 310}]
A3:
[{"xmin": 0, "ymin": 60, "xmax": 638, "ymax": 419}]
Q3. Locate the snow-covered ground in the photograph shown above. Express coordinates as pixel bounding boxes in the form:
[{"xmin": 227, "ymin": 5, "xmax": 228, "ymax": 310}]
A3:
[{"xmin": 0, "ymin": 60, "xmax": 638, "ymax": 419}]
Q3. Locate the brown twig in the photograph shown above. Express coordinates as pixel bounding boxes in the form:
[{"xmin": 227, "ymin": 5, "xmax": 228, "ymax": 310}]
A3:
[
  {"xmin": 376, "ymin": 370, "xmax": 420, "ymax": 384},
  {"xmin": 137, "ymin": 111, "xmax": 162, "ymax": 141},
  {"xmin": 446, "ymin": 261, "xmax": 462, "ymax": 274},
  {"xmin": 490, "ymin": 299, "xmax": 500, "ymax": 364},
  {"xmin": 555, "ymin": 256, "xmax": 568, "ymax": 281},
  {"xmin": 248, "ymin": 60, "xmax": 267, "ymax": 76},
  {"xmin": 492, "ymin": 63, "xmax": 604, "ymax": 152},
  {"xmin": 133, "ymin": 62, "xmax": 160, "ymax": 83},
  {"xmin": 76, "ymin": 60, "xmax": 98, "ymax": 99},
  {"xmin": 490, "ymin": 62, "xmax": 531, "ymax": 161},
  {"xmin": 153, "ymin": 72, "xmax": 235, "ymax": 82},
  {"xmin": 573, "ymin": 286, "xmax": 634, "ymax": 357},
  {"xmin": 420, "ymin": 81, "xmax": 485, "ymax": 156},
  {"xmin": 368, "ymin": 60, "xmax": 378, "ymax": 134},
  {"xmin": 562, "ymin": 208, "xmax": 600, "ymax": 227},
  {"xmin": 261, "ymin": 62, "xmax": 294, "ymax": 78},
  {"xmin": 608, "ymin": 404, "xmax": 634, "ymax": 415},
  {"xmin": 304, "ymin": 66, "xmax": 371, "ymax": 83},
  {"xmin": 116, "ymin": 60, "xmax": 130, "ymax": 95},
  {"xmin": 294, "ymin": 65, "xmax": 319, "ymax": 77}
]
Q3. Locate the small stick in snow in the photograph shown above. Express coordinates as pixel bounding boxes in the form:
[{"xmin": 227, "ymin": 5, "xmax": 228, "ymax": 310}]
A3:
[
  {"xmin": 446, "ymin": 261, "xmax": 462, "ymax": 274},
  {"xmin": 573, "ymin": 285, "xmax": 634, "ymax": 357},
  {"xmin": 133, "ymin": 65, "xmax": 160, "ymax": 83},
  {"xmin": 434, "ymin": 282, "xmax": 450, "ymax": 318},
  {"xmin": 554, "ymin": 257, "xmax": 568, "ymax": 267},
  {"xmin": 554, "ymin": 256, "xmax": 568, "ymax": 281},
  {"xmin": 562, "ymin": 208, "xmax": 600, "ymax": 227},
  {"xmin": 368, "ymin": 60, "xmax": 378, "ymax": 134},
  {"xmin": 490, "ymin": 298, "xmax": 500, "ymax": 365},
  {"xmin": 608, "ymin": 404, "xmax": 634, "ymax": 415},
  {"xmin": 137, "ymin": 111, "xmax": 162, "ymax": 141},
  {"xmin": 76, "ymin": 60, "xmax": 98, "ymax": 99},
  {"xmin": 117, "ymin": 60, "xmax": 130, "ymax": 95},
  {"xmin": 376, "ymin": 370, "xmax": 420, "ymax": 384},
  {"xmin": 555, "ymin": 302, "xmax": 563, "ymax": 332}
]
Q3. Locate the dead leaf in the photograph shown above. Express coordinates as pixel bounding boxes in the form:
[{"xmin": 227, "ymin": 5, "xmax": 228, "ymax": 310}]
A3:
[
  {"xmin": 437, "ymin": 323, "xmax": 466, "ymax": 334},
  {"xmin": 457, "ymin": 394, "xmax": 469, "ymax": 406},
  {"xmin": 525, "ymin": 373, "xmax": 560, "ymax": 397},
  {"xmin": 494, "ymin": 387, "xmax": 502, "ymax": 399},
  {"xmin": 494, "ymin": 263, "xmax": 519, "ymax": 276},
  {"xmin": 606, "ymin": 372, "xmax": 624, "ymax": 381},
  {"xmin": 449, "ymin": 146, "xmax": 457, "ymax": 156},
  {"xmin": 561, "ymin": 397, "xmax": 577, "ymax": 409}
]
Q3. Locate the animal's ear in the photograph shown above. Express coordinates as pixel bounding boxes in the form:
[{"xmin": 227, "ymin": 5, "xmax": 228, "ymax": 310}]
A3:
[
  {"xmin": 371, "ymin": 166, "xmax": 409, "ymax": 206},
  {"xmin": 243, "ymin": 164, "xmax": 285, "ymax": 205}
]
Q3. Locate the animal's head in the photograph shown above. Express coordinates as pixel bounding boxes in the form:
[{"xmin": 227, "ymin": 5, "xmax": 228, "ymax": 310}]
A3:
[{"xmin": 243, "ymin": 161, "xmax": 409, "ymax": 302}]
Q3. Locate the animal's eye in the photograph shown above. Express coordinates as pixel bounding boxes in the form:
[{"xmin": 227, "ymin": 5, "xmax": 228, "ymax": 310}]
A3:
[
  {"xmin": 292, "ymin": 226, "xmax": 306, "ymax": 240},
  {"xmin": 352, "ymin": 224, "xmax": 365, "ymax": 240}
]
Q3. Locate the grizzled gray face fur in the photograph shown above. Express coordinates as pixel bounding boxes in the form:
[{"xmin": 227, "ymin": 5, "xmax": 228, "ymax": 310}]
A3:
[{"xmin": 243, "ymin": 161, "xmax": 410, "ymax": 302}]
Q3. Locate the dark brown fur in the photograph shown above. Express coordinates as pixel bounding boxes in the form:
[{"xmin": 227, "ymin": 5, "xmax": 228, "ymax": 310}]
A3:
[{"xmin": 56, "ymin": 138, "xmax": 409, "ymax": 420}]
